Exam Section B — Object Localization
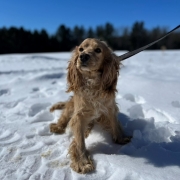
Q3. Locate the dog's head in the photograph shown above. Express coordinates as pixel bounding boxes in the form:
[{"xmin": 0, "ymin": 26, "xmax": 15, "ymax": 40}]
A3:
[
  {"xmin": 76, "ymin": 38, "xmax": 110, "ymax": 72},
  {"xmin": 67, "ymin": 38, "xmax": 120, "ymax": 93}
]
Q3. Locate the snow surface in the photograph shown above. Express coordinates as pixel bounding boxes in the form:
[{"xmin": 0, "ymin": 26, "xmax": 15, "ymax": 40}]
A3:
[{"xmin": 0, "ymin": 50, "xmax": 180, "ymax": 180}]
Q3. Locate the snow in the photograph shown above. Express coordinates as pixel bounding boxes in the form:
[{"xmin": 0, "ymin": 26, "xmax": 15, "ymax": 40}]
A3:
[{"xmin": 0, "ymin": 50, "xmax": 180, "ymax": 180}]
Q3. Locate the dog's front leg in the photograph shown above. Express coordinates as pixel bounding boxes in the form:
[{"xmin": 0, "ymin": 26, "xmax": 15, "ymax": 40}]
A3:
[
  {"xmin": 50, "ymin": 97, "xmax": 74, "ymax": 134},
  {"xmin": 68, "ymin": 112, "xmax": 94, "ymax": 174}
]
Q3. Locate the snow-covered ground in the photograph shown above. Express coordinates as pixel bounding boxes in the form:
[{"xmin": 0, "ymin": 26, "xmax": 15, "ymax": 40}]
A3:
[{"xmin": 0, "ymin": 50, "xmax": 180, "ymax": 180}]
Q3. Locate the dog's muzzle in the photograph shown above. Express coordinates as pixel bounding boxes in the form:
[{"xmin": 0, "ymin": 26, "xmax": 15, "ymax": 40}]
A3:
[{"xmin": 80, "ymin": 54, "xmax": 90, "ymax": 66}]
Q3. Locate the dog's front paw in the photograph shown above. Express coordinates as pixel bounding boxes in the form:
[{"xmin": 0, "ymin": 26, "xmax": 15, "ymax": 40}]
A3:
[
  {"xmin": 70, "ymin": 155, "xmax": 94, "ymax": 174},
  {"xmin": 49, "ymin": 107, "xmax": 55, "ymax": 112},
  {"xmin": 50, "ymin": 102, "xmax": 66, "ymax": 112},
  {"xmin": 50, "ymin": 123, "xmax": 65, "ymax": 134}
]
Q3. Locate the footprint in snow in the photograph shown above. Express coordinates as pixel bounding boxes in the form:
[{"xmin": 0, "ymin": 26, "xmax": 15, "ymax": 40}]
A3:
[
  {"xmin": 0, "ymin": 130, "xmax": 13, "ymax": 141},
  {"xmin": 42, "ymin": 87, "xmax": 58, "ymax": 97},
  {"xmin": 4, "ymin": 97, "xmax": 26, "ymax": 109},
  {"xmin": 31, "ymin": 87, "xmax": 39, "ymax": 93},
  {"xmin": 171, "ymin": 101, "xmax": 180, "ymax": 108},
  {"xmin": 123, "ymin": 93, "xmax": 146, "ymax": 104},
  {"xmin": 0, "ymin": 130, "xmax": 22, "ymax": 147},
  {"xmin": 35, "ymin": 72, "xmax": 64, "ymax": 80},
  {"xmin": 29, "ymin": 111, "xmax": 53, "ymax": 124},
  {"xmin": 28, "ymin": 103, "xmax": 51, "ymax": 117},
  {"xmin": 0, "ymin": 89, "xmax": 10, "ymax": 96},
  {"xmin": 18, "ymin": 142, "xmax": 44, "ymax": 156}
]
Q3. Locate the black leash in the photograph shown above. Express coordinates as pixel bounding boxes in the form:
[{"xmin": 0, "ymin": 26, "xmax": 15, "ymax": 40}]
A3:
[{"xmin": 118, "ymin": 25, "xmax": 180, "ymax": 61}]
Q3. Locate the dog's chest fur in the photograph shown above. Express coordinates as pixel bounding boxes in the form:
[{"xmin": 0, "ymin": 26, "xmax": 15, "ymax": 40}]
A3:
[
  {"xmin": 77, "ymin": 76, "xmax": 111, "ymax": 118},
  {"xmin": 81, "ymin": 76, "xmax": 101, "ymax": 97}
]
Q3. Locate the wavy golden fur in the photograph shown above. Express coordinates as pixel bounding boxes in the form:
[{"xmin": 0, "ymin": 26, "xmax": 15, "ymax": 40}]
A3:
[{"xmin": 50, "ymin": 38, "xmax": 130, "ymax": 174}]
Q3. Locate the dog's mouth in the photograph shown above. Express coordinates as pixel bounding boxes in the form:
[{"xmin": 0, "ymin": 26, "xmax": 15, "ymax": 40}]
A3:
[
  {"xmin": 78, "ymin": 62, "xmax": 90, "ymax": 71},
  {"xmin": 80, "ymin": 64, "xmax": 89, "ymax": 70},
  {"xmin": 81, "ymin": 63, "xmax": 88, "ymax": 67}
]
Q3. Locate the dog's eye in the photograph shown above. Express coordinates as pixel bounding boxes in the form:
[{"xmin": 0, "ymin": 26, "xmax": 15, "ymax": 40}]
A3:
[
  {"xmin": 79, "ymin": 47, "xmax": 84, "ymax": 52},
  {"xmin": 95, "ymin": 48, "xmax": 101, "ymax": 53}
]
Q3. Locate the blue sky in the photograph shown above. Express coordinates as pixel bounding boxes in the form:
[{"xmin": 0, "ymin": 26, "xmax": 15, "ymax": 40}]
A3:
[{"xmin": 0, "ymin": 0, "xmax": 179, "ymax": 34}]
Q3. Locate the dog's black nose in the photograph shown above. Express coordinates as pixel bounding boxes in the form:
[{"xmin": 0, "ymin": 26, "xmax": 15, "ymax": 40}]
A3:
[{"xmin": 80, "ymin": 54, "xmax": 90, "ymax": 63}]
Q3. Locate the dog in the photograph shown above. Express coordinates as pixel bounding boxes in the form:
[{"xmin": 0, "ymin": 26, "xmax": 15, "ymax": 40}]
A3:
[{"xmin": 49, "ymin": 38, "xmax": 130, "ymax": 174}]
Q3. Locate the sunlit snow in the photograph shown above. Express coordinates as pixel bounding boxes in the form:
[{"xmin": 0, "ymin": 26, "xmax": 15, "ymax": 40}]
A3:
[{"xmin": 0, "ymin": 50, "xmax": 180, "ymax": 180}]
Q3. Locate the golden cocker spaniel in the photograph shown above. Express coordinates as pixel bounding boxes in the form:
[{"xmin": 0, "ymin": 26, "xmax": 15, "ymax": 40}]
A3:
[{"xmin": 50, "ymin": 38, "xmax": 130, "ymax": 174}]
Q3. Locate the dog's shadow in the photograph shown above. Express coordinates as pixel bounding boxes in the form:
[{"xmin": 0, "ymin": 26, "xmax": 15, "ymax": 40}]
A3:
[{"xmin": 87, "ymin": 112, "xmax": 180, "ymax": 168}]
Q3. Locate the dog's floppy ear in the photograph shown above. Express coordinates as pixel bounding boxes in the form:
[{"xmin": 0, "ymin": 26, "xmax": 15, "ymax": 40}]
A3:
[
  {"xmin": 66, "ymin": 47, "xmax": 83, "ymax": 92},
  {"xmin": 100, "ymin": 53, "xmax": 120, "ymax": 95}
]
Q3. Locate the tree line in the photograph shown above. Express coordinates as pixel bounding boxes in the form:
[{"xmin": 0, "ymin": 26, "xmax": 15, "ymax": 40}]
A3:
[{"xmin": 0, "ymin": 22, "xmax": 180, "ymax": 54}]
